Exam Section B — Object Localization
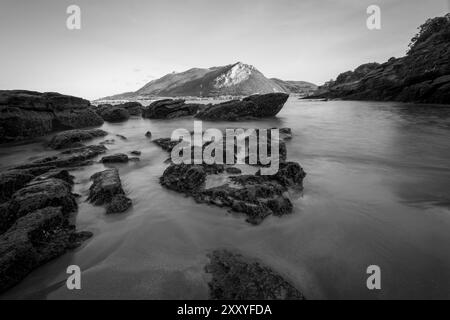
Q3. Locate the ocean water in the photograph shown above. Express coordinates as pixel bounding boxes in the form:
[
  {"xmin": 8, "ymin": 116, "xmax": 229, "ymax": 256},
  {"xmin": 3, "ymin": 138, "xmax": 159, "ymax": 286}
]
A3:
[{"xmin": 1, "ymin": 98, "xmax": 450, "ymax": 299}]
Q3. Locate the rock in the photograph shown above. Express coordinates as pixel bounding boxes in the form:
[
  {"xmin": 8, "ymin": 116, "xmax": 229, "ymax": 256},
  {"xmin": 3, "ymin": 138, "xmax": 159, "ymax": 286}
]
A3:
[
  {"xmin": 0, "ymin": 90, "xmax": 103, "ymax": 144},
  {"xmin": 0, "ymin": 207, "xmax": 92, "ymax": 293},
  {"xmin": 97, "ymin": 106, "xmax": 130, "ymax": 122},
  {"xmin": 152, "ymin": 138, "xmax": 180, "ymax": 152},
  {"xmin": 13, "ymin": 145, "xmax": 107, "ymax": 170},
  {"xmin": 100, "ymin": 139, "xmax": 115, "ymax": 145},
  {"xmin": 160, "ymin": 161, "xmax": 305, "ymax": 225},
  {"xmin": 101, "ymin": 154, "xmax": 129, "ymax": 163},
  {"xmin": 115, "ymin": 102, "xmax": 143, "ymax": 116},
  {"xmin": 279, "ymin": 127, "xmax": 292, "ymax": 140},
  {"xmin": 115, "ymin": 134, "xmax": 127, "ymax": 140},
  {"xmin": 7, "ymin": 178, "xmax": 77, "ymax": 225},
  {"xmin": 48, "ymin": 129, "xmax": 108, "ymax": 149},
  {"xmin": 225, "ymin": 167, "xmax": 242, "ymax": 174},
  {"xmin": 145, "ymin": 131, "xmax": 152, "ymax": 138},
  {"xmin": 142, "ymin": 99, "xmax": 201, "ymax": 119},
  {"xmin": 130, "ymin": 150, "xmax": 141, "ymax": 156},
  {"xmin": 31, "ymin": 169, "xmax": 74, "ymax": 185},
  {"xmin": 309, "ymin": 15, "xmax": 450, "ymax": 104},
  {"xmin": 87, "ymin": 168, "xmax": 131, "ymax": 214},
  {"xmin": 106, "ymin": 194, "xmax": 132, "ymax": 214},
  {"xmin": 0, "ymin": 170, "xmax": 35, "ymax": 204},
  {"xmin": 205, "ymin": 250, "xmax": 305, "ymax": 300},
  {"xmin": 196, "ymin": 93, "xmax": 289, "ymax": 121}
]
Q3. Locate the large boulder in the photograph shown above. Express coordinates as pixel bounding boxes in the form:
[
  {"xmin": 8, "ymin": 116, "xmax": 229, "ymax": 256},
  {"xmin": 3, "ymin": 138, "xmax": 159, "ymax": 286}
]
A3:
[
  {"xmin": 48, "ymin": 129, "xmax": 108, "ymax": 149},
  {"xmin": 196, "ymin": 93, "xmax": 289, "ymax": 121},
  {"xmin": 142, "ymin": 99, "xmax": 201, "ymax": 119},
  {"xmin": 97, "ymin": 106, "xmax": 130, "ymax": 123},
  {"xmin": 0, "ymin": 90, "xmax": 104, "ymax": 143},
  {"xmin": 0, "ymin": 207, "xmax": 92, "ymax": 293},
  {"xmin": 116, "ymin": 102, "xmax": 143, "ymax": 116},
  {"xmin": 87, "ymin": 168, "xmax": 132, "ymax": 214},
  {"xmin": 205, "ymin": 250, "xmax": 305, "ymax": 300}
]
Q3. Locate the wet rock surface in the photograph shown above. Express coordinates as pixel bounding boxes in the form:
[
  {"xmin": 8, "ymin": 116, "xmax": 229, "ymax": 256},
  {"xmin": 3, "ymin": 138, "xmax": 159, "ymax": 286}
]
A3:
[
  {"xmin": 196, "ymin": 93, "xmax": 289, "ymax": 121},
  {"xmin": 142, "ymin": 99, "xmax": 201, "ymax": 119},
  {"xmin": 48, "ymin": 129, "xmax": 108, "ymax": 149},
  {"xmin": 0, "ymin": 90, "xmax": 103, "ymax": 143},
  {"xmin": 0, "ymin": 207, "xmax": 92, "ymax": 293},
  {"xmin": 87, "ymin": 168, "xmax": 132, "ymax": 214},
  {"xmin": 13, "ymin": 145, "xmax": 107, "ymax": 170},
  {"xmin": 160, "ymin": 161, "xmax": 305, "ymax": 225},
  {"xmin": 205, "ymin": 249, "xmax": 305, "ymax": 300}
]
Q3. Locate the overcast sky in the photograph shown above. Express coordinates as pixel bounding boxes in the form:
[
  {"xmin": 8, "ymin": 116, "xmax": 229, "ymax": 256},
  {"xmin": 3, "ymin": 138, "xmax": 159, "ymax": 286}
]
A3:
[{"xmin": 0, "ymin": 0, "xmax": 448, "ymax": 99}]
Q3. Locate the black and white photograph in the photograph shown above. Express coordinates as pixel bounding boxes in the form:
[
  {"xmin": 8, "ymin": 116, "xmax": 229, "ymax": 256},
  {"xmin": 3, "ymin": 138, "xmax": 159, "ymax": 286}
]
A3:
[{"xmin": 0, "ymin": 0, "xmax": 449, "ymax": 304}]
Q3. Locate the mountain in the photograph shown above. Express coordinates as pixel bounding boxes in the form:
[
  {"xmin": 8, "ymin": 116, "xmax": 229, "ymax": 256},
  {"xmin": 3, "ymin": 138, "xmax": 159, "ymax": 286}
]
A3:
[
  {"xmin": 308, "ymin": 14, "xmax": 450, "ymax": 104},
  {"xmin": 270, "ymin": 78, "xmax": 317, "ymax": 95},
  {"xmin": 101, "ymin": 62, "xmax": 315, "ymax": 100}
]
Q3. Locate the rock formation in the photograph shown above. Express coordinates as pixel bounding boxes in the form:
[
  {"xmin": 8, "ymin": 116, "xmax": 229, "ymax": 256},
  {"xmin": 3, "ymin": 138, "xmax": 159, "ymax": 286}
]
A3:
[
  {"xmin": 196, "ymin": 93, "xmax": 289, "ymax": 120},
  {"xmin": 142, "ymin": 99, "xmax": 201, "ymax": 119},
  {"xmin": 0, "ymin": 90, "xmax": 104, "ymax": 143},
  {"xmin": 87, "ymin": 168, "xmax": 132, "ymax": 214},
  {"xmin": 48, "ymin": 129, "xmax": 108, "ymax": 149},
  {"xmin": 309, "ymin": 14, "xmax": 450, "ymax": 104},
  {"xmin": 205, "ymin": 249, "xmax": 305, "ymax": 299}
]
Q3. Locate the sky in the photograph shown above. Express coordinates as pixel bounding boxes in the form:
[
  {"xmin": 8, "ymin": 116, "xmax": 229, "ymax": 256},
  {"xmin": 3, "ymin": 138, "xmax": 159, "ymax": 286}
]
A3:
[{"xmin": 0, "ymin": 0, "xmax": 449, "ymax": 100}]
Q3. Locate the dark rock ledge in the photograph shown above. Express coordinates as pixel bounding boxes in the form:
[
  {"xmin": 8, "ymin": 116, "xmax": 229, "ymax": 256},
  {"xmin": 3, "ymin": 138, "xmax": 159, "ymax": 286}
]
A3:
[
  {"xmin": 87, "ymin": 168, "xmax": 132, "ymax": 214},
  {"xmin": 48, "ymin": 129, "xmax": 108, "ymax": 150},
  {"xmin": 0, "ymin": 168, "xmax": 92, "ymax": 293},
  {"xmin": 0, "ymin": 90, "xmax": 104, "ymax": 143},
  {"xmin": 205, "ymin": 249, "xmax": 305, "ymax": 300}
]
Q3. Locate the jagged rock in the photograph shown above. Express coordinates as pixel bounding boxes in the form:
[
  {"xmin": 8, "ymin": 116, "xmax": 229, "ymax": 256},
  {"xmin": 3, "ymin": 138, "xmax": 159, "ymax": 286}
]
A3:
[
  {"xmin": 87, "ymin": 168, "xmax": 131, "ymax": 214},
  {"xmin": 142, "ymin": 99, "xmax": 201, "ymax": 119},
  {"xmin": 101, "ymin": 154, "xmax": 129, "ymax": 163},
  {"xmin": 0, "ymin": 207, "xmax": 92, "ymax": 293},
  {"xmin": 205, "ymin": 250, "xmax": 305, "ymax": 300},
  {"xmin": 0, "ymin": 90, "xmax": 103, "ymax": 143},
  {"xmin": 196, "ymin": 93, "xmax": 289, "ymax": 121},
  {"xmin": 48, "ymin": 129, "xmax": 108, "ymax": 149},
  {"xmin": 13, "ymin": 145, "xmax": 107, "ymax": 170},
  {"xmin": 160, "ymin": 161, "xmax": 305, "ymax": 225}
]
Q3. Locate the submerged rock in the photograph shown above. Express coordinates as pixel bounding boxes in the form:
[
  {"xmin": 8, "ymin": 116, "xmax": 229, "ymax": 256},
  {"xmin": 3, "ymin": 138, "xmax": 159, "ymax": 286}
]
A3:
[
  {"xmin": 13, "ymin": 145, "xmax": 107, "ymax": 170},
  {"xmin": 0, "ymin": 90, "xmax": 103, "ymax": 143},
  {"xmin": 48, "ymin": 129, "xmax": 108, "ymax": 149},
  {"xmin": 101, "ymin": 153, "xmax": 129, "ymax": 163},
  {"xmin": 0, "ymin": 207, "xmax": 92, "ymax": 293},
  {"xmin": 152, "ymin": 138, "xmax": 180, "ymax": 152},
  {"xmin": 205, "ymin": 249, "xmax": 305, "ymax": 300},
  {"xmin": 196, "ymin": 93, "xmax": 289, "ymax": 121},
  {"xmin": 142, "ymin": 99, "xmax": 201, "ymax": 119},
  {"xmin": 87, "ymin": 168, "xmax": 131, "ymax": 214},
  {"xmin": 145, "ymin": 131, "xmax": 152, "ymax": 138},
  {"xmin": 130, "ymin": 150, "xmax": 141, "ymax": 156}
]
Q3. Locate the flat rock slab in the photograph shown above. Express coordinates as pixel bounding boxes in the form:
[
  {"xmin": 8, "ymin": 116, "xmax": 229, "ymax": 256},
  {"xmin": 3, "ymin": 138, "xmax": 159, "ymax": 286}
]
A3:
[
  {"xmin": 205, "ymin": 249, "xmax": 305, "ymax": 300},
  {"xmin": 101, "ymin": 153, "xmax": 129, "ymax": 163}
]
